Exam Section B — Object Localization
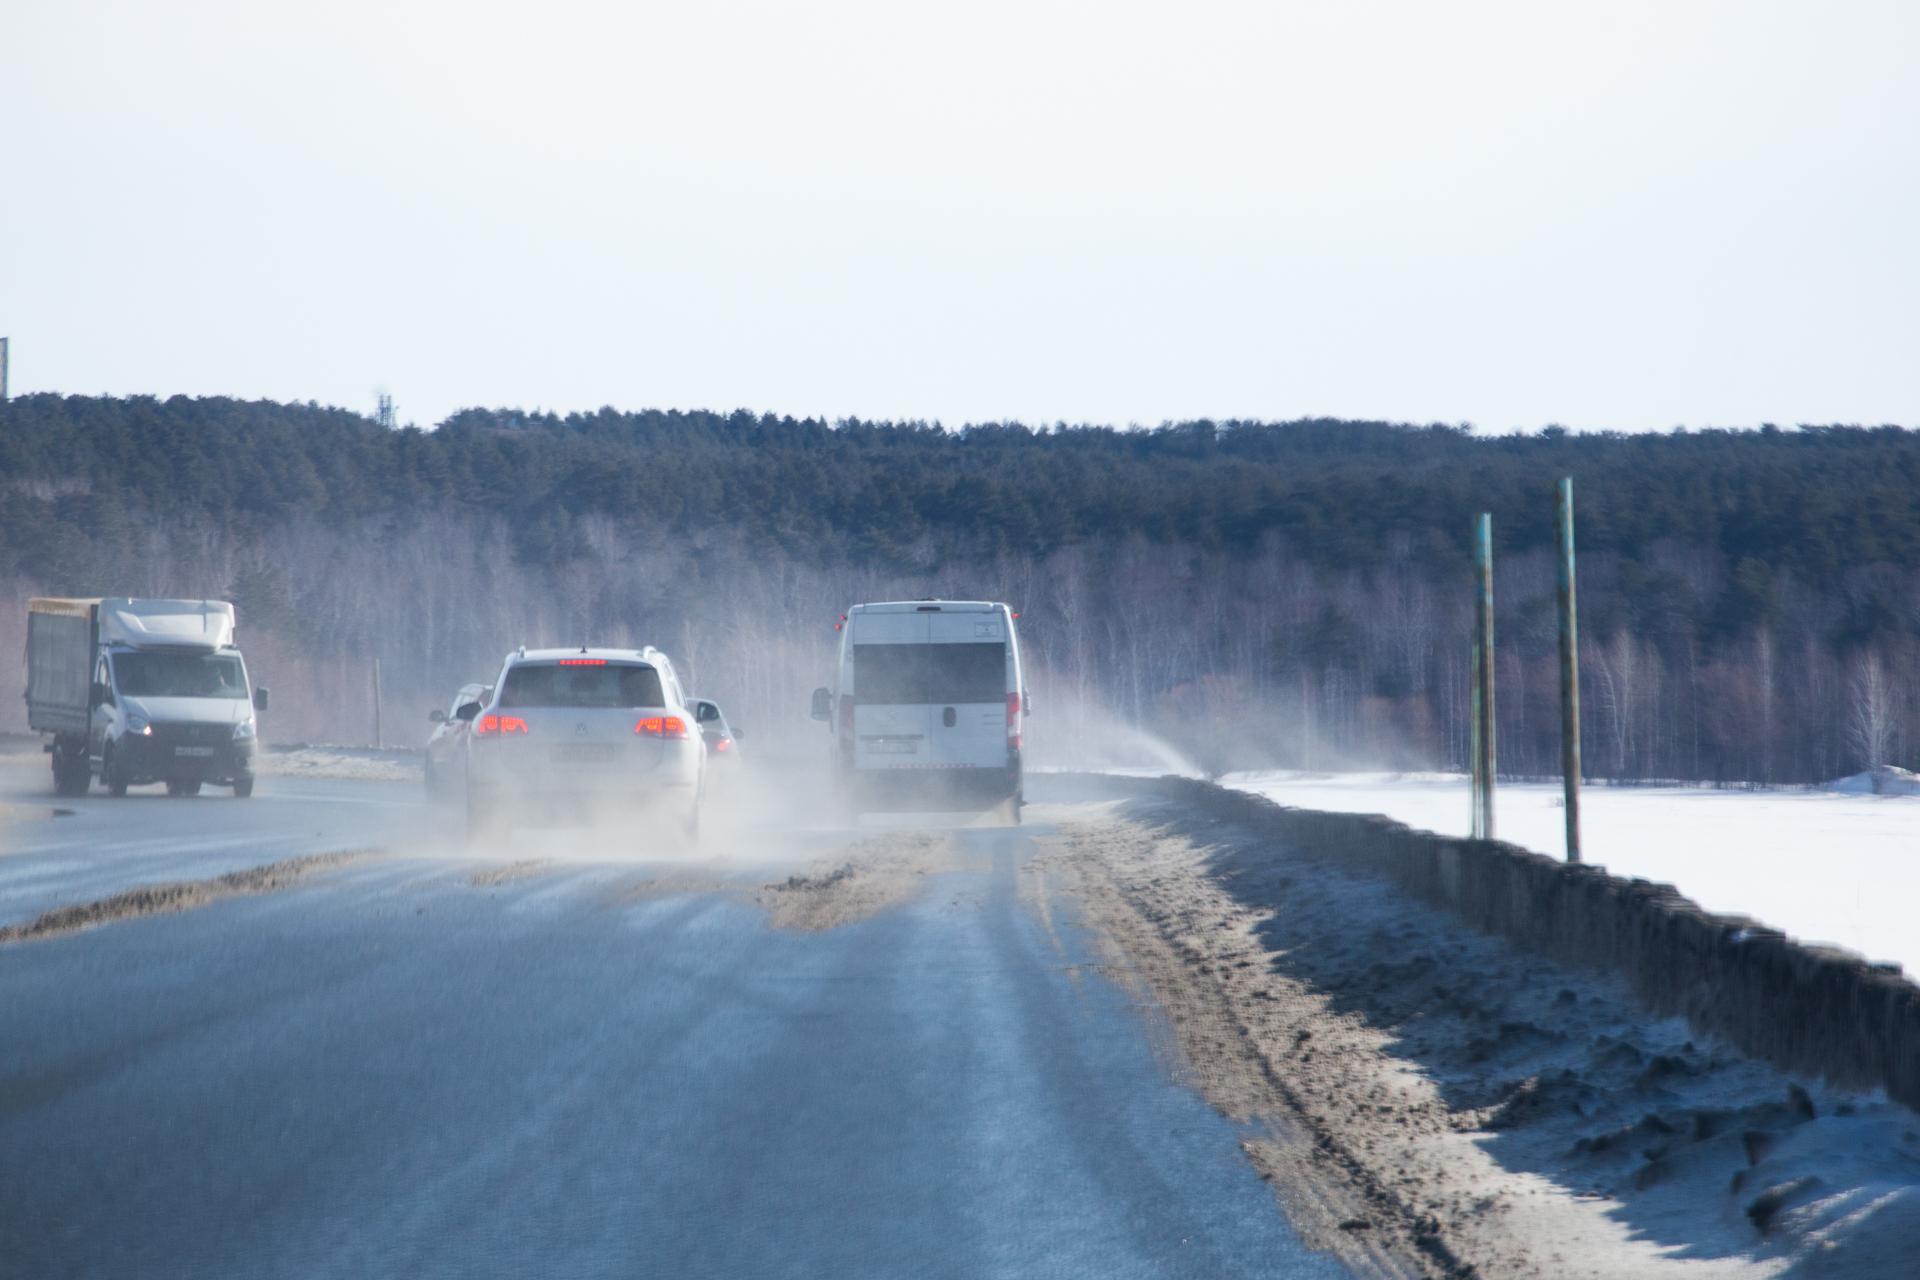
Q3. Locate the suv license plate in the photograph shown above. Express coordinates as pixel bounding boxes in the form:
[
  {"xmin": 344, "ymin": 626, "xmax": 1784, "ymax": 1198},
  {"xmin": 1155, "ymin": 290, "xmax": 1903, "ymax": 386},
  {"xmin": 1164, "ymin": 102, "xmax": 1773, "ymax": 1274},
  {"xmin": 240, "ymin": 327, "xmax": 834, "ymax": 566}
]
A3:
[
  {"xmin": 555, "ymin": 744, "xmax": 615, "ymax": 763},
  {"xmin": 174, "ymin": 746, "xmax": 216, "ymax": 758}
]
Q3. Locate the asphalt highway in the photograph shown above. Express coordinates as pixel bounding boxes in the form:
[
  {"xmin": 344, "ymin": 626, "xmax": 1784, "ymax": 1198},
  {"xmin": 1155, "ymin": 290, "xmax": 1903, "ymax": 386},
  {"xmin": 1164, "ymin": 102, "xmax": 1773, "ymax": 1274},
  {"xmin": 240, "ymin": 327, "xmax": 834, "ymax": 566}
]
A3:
[
  {"xmin": 0, "ymin": 757, "xmax": 441, "ymax": 929},
  {"xmin": 0, "ymin": 760, "xmax": 1349, "ymax": 1279}
]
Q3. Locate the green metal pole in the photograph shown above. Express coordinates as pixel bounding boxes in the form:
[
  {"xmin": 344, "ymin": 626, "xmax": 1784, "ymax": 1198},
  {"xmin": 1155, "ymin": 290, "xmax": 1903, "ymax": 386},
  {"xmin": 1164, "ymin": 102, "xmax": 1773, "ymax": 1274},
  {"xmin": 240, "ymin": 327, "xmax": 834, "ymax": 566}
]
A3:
[
  {"xmin": 1474, "ymin": 513, "xmax": 1496, "ymax": 840},
  {"xmin": 1556, "ymin": 478, "xmax": 1582, "ymax": 862},
  {"xmin": 1469, "ymin": 638, "xmax": 1483, "ymax": 837}
]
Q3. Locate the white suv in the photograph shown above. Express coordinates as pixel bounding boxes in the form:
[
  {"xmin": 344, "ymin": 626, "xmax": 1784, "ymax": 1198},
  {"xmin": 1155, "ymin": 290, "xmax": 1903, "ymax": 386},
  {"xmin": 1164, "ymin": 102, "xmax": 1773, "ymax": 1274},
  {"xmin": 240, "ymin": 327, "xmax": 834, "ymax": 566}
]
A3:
[{"xmin": 463, "ymin": 646, "xmax": 705, "ymax": 839}]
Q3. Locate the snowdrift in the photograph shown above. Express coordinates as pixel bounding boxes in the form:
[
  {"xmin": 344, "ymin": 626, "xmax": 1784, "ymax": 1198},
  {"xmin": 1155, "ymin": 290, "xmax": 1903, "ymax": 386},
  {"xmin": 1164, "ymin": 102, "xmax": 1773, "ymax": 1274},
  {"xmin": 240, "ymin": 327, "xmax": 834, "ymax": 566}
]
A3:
[{"xmin": 1074, "ymin": 772, "xmax": 1920, "ymax": 1115}]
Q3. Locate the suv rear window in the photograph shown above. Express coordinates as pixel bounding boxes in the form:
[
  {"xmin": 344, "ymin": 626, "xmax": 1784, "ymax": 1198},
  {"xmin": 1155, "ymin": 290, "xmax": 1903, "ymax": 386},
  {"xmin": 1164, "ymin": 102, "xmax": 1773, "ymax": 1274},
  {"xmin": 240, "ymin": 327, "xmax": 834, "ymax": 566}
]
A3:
[
  {"xmin": 498, "ymin": 663, "xmax": 664, "ymax": 709},
  {"xmin": 853, "ymin": 643, "xmax": 1005, "ymax": 705}
]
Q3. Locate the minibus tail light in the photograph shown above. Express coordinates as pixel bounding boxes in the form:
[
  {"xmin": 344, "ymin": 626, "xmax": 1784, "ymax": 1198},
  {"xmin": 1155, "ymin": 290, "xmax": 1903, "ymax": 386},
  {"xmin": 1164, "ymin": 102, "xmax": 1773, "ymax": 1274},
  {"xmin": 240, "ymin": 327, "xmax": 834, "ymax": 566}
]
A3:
[{"xmin": 1006, "ymin": 692, "xmax": 1023, "ymax": 749}]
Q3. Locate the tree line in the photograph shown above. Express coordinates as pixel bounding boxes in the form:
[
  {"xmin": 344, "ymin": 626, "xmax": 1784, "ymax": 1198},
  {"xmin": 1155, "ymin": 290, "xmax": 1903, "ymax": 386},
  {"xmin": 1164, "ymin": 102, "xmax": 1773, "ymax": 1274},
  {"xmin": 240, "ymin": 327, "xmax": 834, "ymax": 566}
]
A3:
[{"xmin": 1, "ymin": 393, "xmax": 1914, "ymax": 782}]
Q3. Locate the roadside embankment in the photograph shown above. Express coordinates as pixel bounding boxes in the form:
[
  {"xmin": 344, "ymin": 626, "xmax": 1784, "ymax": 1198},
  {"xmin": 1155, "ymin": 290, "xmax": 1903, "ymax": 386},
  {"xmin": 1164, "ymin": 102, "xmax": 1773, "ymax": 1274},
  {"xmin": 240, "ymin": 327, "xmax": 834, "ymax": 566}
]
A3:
[
  {"xmin": 1052, "ymin": 772, "xmax": 1920, "ymax": 1115},
  {"xmin": 1044, "ymin": 799, "xmax": 1920, "ymax": 1278}
]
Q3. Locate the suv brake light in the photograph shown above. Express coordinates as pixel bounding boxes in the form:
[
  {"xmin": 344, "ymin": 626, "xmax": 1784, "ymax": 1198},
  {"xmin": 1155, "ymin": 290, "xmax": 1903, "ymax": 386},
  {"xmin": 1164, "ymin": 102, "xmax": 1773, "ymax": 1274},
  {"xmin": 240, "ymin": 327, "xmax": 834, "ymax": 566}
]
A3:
[
  {"xmin": 634, "ymin": 716, "xmax": 690, "ymax": 739},
  {"xmin": 475, "ymin": 714, "xmax": 529, "ymax": 737}
]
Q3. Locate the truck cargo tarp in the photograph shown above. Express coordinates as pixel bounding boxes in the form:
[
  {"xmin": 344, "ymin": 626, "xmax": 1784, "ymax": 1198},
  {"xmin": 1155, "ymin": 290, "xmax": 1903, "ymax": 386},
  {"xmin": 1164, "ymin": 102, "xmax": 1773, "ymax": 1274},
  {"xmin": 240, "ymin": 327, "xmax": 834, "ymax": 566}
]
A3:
[{"xmin": 26, "ymin": 603, "xmax": 95, "ymax": 734}]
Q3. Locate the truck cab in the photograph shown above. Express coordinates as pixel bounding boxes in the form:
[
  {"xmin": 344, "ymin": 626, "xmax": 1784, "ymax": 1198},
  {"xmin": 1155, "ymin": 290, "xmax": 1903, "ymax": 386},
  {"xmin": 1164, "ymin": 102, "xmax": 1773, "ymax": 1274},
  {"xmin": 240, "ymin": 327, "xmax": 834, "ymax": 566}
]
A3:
[{"xmin": 29, "ymin": 598, "xmax": 268, "ymax": 798}]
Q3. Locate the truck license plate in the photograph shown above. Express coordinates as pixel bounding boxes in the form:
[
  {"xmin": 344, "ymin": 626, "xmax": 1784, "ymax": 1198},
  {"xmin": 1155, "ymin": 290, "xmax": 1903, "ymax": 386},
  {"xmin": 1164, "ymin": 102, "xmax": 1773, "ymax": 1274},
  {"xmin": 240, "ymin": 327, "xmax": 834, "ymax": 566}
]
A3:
[{"xmin": 174, "ymin": 746, "xmax": 216, "ymax": 758}]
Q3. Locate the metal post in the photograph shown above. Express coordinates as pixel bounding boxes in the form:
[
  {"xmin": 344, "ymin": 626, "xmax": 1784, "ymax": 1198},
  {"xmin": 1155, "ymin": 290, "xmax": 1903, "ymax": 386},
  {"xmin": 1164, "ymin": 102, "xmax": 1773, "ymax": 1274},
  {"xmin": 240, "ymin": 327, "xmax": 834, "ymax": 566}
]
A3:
[
  {"xmin": 372, "ymin": 658, "xmax": 384, "ymax": 750},
  {"xmin": 1469, "ymin": 638, "xmax": 1483, "ymax": 836},
  {"xmin": 1, "ymin": 337, "xmax": 10, "ymax": 402},
  {"xmin": 1473, "ymin": 513, "xmax": 1496, "ymax": 840},
  {"xmin": 1556, "ymin": 478, "xmax": 1582, "ymax": 862}
]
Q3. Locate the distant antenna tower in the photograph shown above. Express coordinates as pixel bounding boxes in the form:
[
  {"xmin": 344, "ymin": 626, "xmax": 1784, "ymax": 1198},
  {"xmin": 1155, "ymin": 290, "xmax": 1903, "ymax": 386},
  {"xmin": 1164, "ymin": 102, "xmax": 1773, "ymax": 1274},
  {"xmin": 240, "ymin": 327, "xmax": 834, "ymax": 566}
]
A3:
[{"xmin": 376, "ymin": 392, "xmax": 395, "ymax": 429}]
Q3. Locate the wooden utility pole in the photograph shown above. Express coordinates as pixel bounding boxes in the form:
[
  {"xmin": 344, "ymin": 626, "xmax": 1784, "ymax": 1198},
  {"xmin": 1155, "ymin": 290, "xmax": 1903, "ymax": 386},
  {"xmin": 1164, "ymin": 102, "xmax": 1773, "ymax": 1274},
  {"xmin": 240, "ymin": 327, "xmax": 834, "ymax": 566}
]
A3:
[
  {"xmin": 1472, "ymin": 513, "xmax": 1496, "ymax": 840},
  {"xmin": 1556, "ymin": 478, "xmax": 1583, "ymax": 862}
]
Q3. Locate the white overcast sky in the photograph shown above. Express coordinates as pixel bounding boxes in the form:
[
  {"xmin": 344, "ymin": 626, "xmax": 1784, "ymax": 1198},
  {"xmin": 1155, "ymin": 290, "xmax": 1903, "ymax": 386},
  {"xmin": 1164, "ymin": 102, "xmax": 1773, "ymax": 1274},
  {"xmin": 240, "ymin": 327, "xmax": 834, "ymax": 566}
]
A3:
[{"xmin": 4, "ymin": 1, "xmax": 1916, "ymax": 431}]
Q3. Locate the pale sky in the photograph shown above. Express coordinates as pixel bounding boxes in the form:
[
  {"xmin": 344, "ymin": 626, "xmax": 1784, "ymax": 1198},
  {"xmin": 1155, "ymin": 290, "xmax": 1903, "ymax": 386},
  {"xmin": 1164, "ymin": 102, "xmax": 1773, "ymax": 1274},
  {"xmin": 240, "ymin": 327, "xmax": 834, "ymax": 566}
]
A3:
[{"xmin": 4, "ymin": 1, "xmax": 1916, "ymax": 431}]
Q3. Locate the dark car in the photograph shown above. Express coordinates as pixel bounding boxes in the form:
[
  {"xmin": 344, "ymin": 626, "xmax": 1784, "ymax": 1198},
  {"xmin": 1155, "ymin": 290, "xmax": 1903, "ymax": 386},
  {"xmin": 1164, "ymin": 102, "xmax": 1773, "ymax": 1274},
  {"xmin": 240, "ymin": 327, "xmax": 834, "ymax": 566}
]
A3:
[
  {"xmin": 425, "ymin": 682, "xmax": 489, "ymax": 798},
  {"xmin": 691, "ymin": 698, "xmax": 744, "ymax": 764}
]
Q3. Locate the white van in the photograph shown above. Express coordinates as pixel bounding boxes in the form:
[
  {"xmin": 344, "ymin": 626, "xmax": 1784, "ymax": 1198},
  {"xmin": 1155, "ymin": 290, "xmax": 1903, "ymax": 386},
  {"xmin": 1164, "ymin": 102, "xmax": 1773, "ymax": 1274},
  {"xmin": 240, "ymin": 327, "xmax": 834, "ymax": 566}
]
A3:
[{"xmin": 811, "ymin": 600, "xmax": 1026, "ymax": 822}]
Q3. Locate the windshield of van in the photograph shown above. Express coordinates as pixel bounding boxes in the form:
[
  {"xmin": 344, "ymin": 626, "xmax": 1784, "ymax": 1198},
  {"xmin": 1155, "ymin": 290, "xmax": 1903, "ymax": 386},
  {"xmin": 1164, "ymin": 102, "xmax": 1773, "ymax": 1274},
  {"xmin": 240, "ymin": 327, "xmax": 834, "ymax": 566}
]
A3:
[
  {"xmin": 498, "ymin": 663, "xmax": 664, "ymax": 708},
  {"xmin": 113, "ymin": 651, "xmax": 249, "ymax": 699},
  {"xmin": 853, "ymin": 643, "xmax": 1006, "ymax": 704}
]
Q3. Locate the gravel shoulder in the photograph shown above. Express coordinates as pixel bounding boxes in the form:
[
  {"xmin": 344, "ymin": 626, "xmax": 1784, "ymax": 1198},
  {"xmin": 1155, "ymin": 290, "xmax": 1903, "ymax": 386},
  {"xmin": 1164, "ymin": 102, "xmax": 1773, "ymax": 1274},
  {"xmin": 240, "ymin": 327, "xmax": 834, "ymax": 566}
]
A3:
[{"xmin": 1039, "ymin": 798, "xmax": 1920, "ymax": 1280}]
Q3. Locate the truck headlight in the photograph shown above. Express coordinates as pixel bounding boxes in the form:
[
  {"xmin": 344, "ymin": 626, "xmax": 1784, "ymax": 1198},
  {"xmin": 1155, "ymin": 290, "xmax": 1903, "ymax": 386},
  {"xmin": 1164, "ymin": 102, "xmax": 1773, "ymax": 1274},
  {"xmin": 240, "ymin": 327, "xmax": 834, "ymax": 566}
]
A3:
[
  {"xmin": 127, "ymin": 713, "xmax": 151, "ymax": 736},
  {"xmin": 233, "ymin": 719, "xmax": 256, "ymax": 742}
]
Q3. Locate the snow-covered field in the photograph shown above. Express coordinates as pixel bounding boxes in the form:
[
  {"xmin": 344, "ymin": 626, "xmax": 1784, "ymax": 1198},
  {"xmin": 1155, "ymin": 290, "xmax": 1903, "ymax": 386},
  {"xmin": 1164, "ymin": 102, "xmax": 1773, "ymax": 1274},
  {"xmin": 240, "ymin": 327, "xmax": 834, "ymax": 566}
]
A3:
[{"xmin": 1224, "ymin": 771, "xmax": 1920, "ymax": 978}]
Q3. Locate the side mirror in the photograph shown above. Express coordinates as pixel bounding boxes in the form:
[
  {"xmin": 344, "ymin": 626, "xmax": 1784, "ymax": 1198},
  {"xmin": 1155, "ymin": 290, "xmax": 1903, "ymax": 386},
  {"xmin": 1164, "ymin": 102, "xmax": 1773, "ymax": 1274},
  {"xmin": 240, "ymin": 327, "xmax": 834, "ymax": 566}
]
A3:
[
  {"xmin": 91, "ymin": 681, "xmax": 113, "ymax": 708},
  {"xmin": 253, "ymin": 687, "xmax": 271, "ymax": 712},
  {"xmin": 455, "ymin": 701, "xmax": 482, "ymax": 722},
  {"xmin": 809, "ymin": 687, "xmax": 832, "ymax": 721},
  {"xmin": 428, "ymin": 708, "xmax": 448, "ymax": 724}
]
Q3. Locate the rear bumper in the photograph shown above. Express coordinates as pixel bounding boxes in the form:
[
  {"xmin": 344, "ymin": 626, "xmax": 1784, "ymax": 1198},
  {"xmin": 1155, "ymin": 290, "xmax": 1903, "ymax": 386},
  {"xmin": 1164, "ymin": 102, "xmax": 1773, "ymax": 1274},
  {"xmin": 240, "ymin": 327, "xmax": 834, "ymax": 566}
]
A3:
[
  {"xmin": 840, "ymin": 762, "xmax": 1021, "ymax": 811},
  {"xmin": 467, "ymin": 741, "xmax": 702, "ymax": 801}
]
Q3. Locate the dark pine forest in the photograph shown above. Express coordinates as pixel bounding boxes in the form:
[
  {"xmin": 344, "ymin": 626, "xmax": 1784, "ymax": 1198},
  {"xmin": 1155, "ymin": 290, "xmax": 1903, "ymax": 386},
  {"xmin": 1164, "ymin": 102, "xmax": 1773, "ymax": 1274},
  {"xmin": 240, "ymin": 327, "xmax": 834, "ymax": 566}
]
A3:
[{"xmin": 2, "ymin": 393, "xmax": 1916, "ymax": 782}]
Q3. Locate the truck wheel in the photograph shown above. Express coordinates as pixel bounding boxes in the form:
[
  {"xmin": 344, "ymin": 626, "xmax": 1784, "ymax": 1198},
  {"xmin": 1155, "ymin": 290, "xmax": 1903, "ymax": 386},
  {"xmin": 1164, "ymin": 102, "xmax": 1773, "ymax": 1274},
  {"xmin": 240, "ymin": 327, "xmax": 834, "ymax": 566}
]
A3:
[
  {"xmin": 233, "ymin": 776, "xmax": 255, "ymax": 799},
  {"xmin": 166, "ymin": 779, "xmax": 202, "ymax": 797},
  {"xmin": 104, "ymin": 745, "xmax": 130, "ymax": 797},
  {"xmin": 51, "ymin": 747, "xmax": 90, "ymax": 796}
]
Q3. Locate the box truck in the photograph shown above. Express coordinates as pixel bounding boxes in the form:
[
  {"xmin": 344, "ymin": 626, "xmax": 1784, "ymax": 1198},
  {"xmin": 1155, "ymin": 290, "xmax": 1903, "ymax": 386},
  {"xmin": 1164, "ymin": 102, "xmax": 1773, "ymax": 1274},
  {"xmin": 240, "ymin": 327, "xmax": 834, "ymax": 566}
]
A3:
[
  {"xmin": 810, "ymin": 600, "xmax": 1026, "ymax": 823},
  {"xmin": 26, "ymin": 598, "xmax": 269, "ymax": 798}
]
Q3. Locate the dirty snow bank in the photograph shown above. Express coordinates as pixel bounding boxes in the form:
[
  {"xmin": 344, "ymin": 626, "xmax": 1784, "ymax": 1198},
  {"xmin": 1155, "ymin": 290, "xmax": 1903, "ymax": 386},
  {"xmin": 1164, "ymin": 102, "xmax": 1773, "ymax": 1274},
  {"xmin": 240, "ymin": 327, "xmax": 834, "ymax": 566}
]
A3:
[
  {"xmin": 1050, "ymin": 801, "xmax": 1920, "ymax": 1279},
  {"xmin": 258, "ymin": 745, "xmax": 418, "ymax": 783},
  {"xmin": 1224, "ymin": 771, "xmax": 1920, "ymax": 978}
]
